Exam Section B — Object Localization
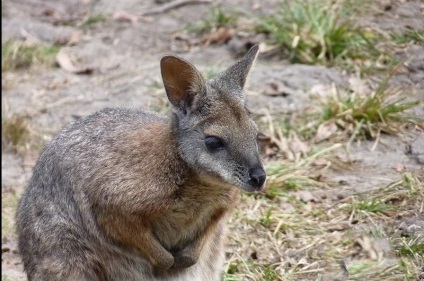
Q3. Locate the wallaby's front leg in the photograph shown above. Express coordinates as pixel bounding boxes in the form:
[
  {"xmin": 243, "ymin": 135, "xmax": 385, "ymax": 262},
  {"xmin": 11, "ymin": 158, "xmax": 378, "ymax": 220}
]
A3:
[
  {"xmin": 171, "ymin": 240, "xmax": 202, "ymax": 269},
  {"xmin": 97, "ymin": 212, "xmax": 174, "ymax": 271},
  {"xmin": 171, "ymin": 209, "xmax": 227, "ymax": 270},
  {"xmin": 140, "ymin": 229, "xmax": 175, "ymax": 272}
]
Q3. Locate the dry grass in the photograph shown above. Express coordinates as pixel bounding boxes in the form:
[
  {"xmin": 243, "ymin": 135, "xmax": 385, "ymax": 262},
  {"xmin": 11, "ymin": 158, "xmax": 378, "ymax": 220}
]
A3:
[
  {"xmin": 187, "ymin": 5, "xmax": 237, "ymax": 34},
  {"xmin": 224, "ymin": 162, "xmax": 424, "ymax": 280},
  {"xmin": 256, "ymin": 74, "xmax": 423, "ymax": 154},
  {"xmin": 1, "ymin": 105, "xmax": 46, "ymax": 155},
  {"xmin": 1, "ymin": 192, "xmax": 20, "ymax": 240},
  {"xmin": 2, "ymin": 40, "xmax": 60, "ymax": 72},
  {"xmin": 313, "ymin": 80, "xmax": 423, "ymax": 143},
  {"xmin": 1, "ymin": 114, "xmax": 30, "ymax": 153},
  {"xmin": 256, "ymin": 0, "xmax": 388, "ymax": 69},
  {"xmin": 81, "ymin": 13, "xmax": 107, "ymax": 26},
  {"xmin": 252, "ymin": 0, "xmax": 424, "ymax": 75},
  {"xmin": 224, "ymin": 75, "xmax": 423, "ymax": 279},
  {"xmin": 1, "ymin": 1, "xmax": 423, "ymax": 281},
  {"xmin": 390, "ymin": 30, "xmax": 424, "ymax": 45}
]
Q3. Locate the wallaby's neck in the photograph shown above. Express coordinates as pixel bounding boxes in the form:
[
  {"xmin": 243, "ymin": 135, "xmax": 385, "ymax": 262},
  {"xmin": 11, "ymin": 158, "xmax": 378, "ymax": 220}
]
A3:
[{"xmin": 153, "ymin": 119, "xmax": 191, "ymax": 187}]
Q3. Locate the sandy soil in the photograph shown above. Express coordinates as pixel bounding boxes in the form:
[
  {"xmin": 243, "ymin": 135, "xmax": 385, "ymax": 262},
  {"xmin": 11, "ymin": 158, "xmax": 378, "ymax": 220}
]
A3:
[{"xmin": 2, "ymin": 0, "xmax": 423, "ymax": 280}]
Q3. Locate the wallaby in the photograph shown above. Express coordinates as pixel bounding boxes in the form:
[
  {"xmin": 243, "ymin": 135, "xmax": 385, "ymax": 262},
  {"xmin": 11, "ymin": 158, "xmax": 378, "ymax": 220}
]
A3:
[{"xmin": 16, "ymin": 45, "xmax": 266, "ymax": 281}]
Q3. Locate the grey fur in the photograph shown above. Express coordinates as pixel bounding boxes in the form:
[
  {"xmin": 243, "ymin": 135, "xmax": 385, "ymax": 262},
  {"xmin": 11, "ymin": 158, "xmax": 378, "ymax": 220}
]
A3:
[{"xmin": 16, "ymin": 45, "xmax": 265, "ymax": 281}]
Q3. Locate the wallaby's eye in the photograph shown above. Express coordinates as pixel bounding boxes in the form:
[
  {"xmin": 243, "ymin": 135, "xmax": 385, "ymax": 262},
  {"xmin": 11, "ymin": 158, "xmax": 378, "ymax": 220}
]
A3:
[{"xmin": 205, "ymin": 136, "xmax": 225, "ymax": 151}]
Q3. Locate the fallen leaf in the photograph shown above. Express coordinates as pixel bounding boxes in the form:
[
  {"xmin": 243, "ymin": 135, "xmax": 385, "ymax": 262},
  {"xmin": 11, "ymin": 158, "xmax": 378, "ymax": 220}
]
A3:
[
  {"xmin": 202, "ymin": 27, "xmax": 235, "ymax": 45},
  {"xmin": 54, "ymin": 31, "xmax": 80, "ymax": 46},
  {"xmin": 263, "ymin": 80, "xmax": 294, "ymax": 97},
  {"xmin": 227, "ymin": 33, "xmax": 266, "ymax": 58},
  {"xmin": 1, "ymin": 238, "xmax": 18, "ymax": 254},
  {"xmin": 309, "ymin": 84, "xmax": 333, "ymax": 98},
  {"xmin": 383, "ymin": 210, "xmax": 397, "ymax": 217},
  {"xmin": 56, "ymin": 51, "xmax": 94, "ymax": 74},
  {"xmin": 23, "ymin": 150, "xmax": 39, "ymax": 170},
  {"xmin": 348, "ymin": 77, "xmax": 370, "ymax": 94},
  {"xmin": 69, "ymin": 31, "xmax": 80, "ymax": 45},
  {"xmin": 312, "ymin": 158, "xmax": 328, "ymax": 166},
  {"xmin": 252, "ymin": 3, "xmax": 261, "ymax": 10},
  {"xmin": 394, "ymin": 163, "xmax": 404, "ymax": 172},
  {"xmin": 313, "ymin": 121, "xmax": 338, "ymax": 143},
  {"xmin": 356, "ymin": 236, "xmax": 391, "ymax": 261},
  {"xmin": 257, "ymin": 132, "xmax": 271, "ymax": 151},
  {"xmin": 113, "ymin": 10, "xmax": 139, "ymax": 25},
  {"xmin": 289, "ymin": 134, "xmax": 310, "ymax": 155},
  {"xmin": 326, "ymin": 223, "xmax": 349, "ymax": 232},
  {"xmin": 356, "ymin": 236, "xmax": 378, "ymax": 260},
  {"xmin": 280, "ymin": 202, "xmax": 295, "ymax": 212},
  {"xmin": 295, "ymin": 190, "xmax": 318, "ymax": 203},
  {"xmin": 264, "ymin": 145, "xmax": 278, "ymax": 157},
  {"xmin": 20, "ymin": 24, "xmax": 80, "ymax": 46}
]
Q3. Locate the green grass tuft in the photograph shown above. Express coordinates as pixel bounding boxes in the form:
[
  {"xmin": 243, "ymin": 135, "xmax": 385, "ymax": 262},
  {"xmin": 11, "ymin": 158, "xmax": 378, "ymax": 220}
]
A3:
[
  {"xmin": 257, "ymin": 0, "xmax": 383, "ymax": 65},
  {"xmin": 314, "ymin": 77, "xmax": 422, "ymax": 141},
  {"xmin": 82, "ymin": 13, "xmax": 107, "ymax": 26},
  {"xmin": 188, "ymin": 6, "xmax": 236, "ymax": 34},
  {"xmin": 1, "ymin": 192, "xmax": 20, "ymax": 239},
  {"xmin": 397, "ymin": 239, "xmax": 424, "ymax": 258},
  {"xmin": 2, "ymin": 40, "xmax": 60, "ymax": 72},
  {"xmin": 390, "ymin": 30, "xmax": 424, "ymax": 45},
  {"xmin": 255, "ymin": 0, "xmax": 395, "ymax": 73},
  {"xmin": 1, "ymin": 114, "xmax": 30, "ymax": 151},
  {"xmin": 355, "ymin": 198, "xmax": 398, "ymax": 214}
]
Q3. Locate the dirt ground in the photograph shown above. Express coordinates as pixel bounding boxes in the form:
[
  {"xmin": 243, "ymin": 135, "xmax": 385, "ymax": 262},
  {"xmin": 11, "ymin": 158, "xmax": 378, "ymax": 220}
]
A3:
[{"xmin": 2, "ymin": 0, "xmax": 423, "ymax": 280}]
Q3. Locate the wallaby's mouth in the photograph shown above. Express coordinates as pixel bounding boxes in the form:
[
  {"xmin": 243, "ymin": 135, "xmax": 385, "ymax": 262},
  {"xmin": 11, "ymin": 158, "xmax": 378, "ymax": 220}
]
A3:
[
  {"xmin": 240, "ymin": 179, "xmax": 267, "ymax": 193},
  {"xmin": 197, "ymin": 169, "xmax": 267, "ymax": 192}
]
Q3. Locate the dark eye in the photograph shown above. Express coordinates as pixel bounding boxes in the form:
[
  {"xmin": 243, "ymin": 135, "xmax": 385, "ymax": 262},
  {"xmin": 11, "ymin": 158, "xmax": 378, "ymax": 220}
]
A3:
[{"xmin": 205, "ymin": 136, "xmax": 225, "ymax": 151}]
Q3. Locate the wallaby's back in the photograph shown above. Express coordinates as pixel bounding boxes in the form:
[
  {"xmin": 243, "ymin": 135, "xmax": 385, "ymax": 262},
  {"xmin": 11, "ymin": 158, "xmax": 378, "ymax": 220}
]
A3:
[{"xmin": 16, "ymin": 45, "xmax": 265, "ymax": 281}]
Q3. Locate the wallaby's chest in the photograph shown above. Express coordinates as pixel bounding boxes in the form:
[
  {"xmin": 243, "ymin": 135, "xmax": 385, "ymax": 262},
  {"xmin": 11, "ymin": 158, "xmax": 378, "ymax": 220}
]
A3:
[{"xmin": 152, "ymin": 185, "xmax": 238, "ymax": 250}]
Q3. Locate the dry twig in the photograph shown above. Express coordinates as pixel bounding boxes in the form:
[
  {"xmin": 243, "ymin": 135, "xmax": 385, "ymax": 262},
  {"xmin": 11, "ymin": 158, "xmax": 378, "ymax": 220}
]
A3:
[{"xmin": 141, "ymin": 0, "xmax": 213, "ymax": 16}]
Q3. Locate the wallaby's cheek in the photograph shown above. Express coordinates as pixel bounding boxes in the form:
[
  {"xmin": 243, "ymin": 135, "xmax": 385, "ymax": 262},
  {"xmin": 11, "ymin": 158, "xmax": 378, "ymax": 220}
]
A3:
[{"xmin": 199, "ymin": 153, "xmax": 222, "ymax": 174}]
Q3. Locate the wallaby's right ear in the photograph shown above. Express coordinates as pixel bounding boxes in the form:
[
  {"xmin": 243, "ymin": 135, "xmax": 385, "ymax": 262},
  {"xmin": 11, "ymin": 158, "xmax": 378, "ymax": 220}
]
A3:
[
  {"xmin": 212, "ymin": 45, "xmax": 259, "ymax": 94},
  {"xmin": 161, "ymin": 56, "xmax": 205, "ymax": 114}
]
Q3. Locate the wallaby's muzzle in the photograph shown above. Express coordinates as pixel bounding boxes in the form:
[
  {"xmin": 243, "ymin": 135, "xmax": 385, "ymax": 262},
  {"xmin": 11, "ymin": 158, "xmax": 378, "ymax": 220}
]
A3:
[{"xmin": 248, "ymin": 167, "xmax": 266, "ymax": 191}]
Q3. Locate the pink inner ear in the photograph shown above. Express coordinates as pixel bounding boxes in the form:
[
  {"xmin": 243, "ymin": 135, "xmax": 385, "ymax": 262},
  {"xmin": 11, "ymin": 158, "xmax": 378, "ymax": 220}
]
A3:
[{"xmin": 161, "ymin": 56, "xmax": 200, "ymax": 108}]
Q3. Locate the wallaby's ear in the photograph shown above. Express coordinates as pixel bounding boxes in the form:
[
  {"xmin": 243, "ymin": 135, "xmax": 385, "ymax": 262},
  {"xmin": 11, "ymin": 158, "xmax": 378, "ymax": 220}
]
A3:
[
  {"xmin": 257, "ymin": 132, "xmax": 271, "ymax": 154},
  {"xmin": 160, "ymin": 56, "xmax": 205, "ymax": 113},
  {"xmin": 213, "ymin": 44, "xmax": 259, "ymax": 91}
]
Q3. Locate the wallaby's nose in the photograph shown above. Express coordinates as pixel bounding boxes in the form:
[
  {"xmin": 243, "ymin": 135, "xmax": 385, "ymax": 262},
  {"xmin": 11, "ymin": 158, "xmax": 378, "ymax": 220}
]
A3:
[{"xmin": 248, "ymin": 168, "xmax": 266, "ymax": 190}]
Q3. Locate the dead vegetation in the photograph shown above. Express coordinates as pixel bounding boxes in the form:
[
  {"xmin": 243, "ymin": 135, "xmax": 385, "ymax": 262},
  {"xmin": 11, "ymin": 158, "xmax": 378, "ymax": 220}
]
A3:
[
  {"xmin": 224, "ymin": 66, "xmax": 423, "ymax": 280},
  {"xmin": 256, "ymin": 0, "xmax": 384, "ymax": 66},
  {"xmin": 313, "ymin": 78, "xmax": 423, "ymax": 144},
  {"xmin": 225, "ymin": 162, "xmax": 424, "ymax": 280},
  {"xmin": 257, "ymin": 72, "xmax": 423, "ymax": 154},
  {"xmin": 2, "ymin": 0, "xmax": 424, "ymax": 280},
  {"xmin": 1, "ymin": 114, "xmax": 30, "ymax": 153},
  {"xmin": 1, "ymin": 40, "xmax": 59, "ymax": 72}
]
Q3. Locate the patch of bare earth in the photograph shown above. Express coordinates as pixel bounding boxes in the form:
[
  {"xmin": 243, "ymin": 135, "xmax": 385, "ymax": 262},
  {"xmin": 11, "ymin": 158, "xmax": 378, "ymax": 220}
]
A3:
[{"xmin": 2, "ymin": 0, "xmax": 423, "ymax": 280}]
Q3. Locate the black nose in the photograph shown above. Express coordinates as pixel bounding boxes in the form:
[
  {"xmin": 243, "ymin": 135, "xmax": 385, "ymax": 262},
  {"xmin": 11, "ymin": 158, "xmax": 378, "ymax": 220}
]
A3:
[{"xmin": 248, "ymin": 167, "xmax": 266, "ymax": 189}]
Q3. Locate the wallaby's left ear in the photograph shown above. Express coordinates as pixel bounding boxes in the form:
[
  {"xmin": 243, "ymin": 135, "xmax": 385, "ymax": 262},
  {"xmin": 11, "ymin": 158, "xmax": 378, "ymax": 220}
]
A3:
[
  {"xmin": 213, "ymin": 44, "xmax": 259, "ymax": 91},
  {"xmin": 161, "ymin": 56, "xmax": 205, "ymax": 114}
]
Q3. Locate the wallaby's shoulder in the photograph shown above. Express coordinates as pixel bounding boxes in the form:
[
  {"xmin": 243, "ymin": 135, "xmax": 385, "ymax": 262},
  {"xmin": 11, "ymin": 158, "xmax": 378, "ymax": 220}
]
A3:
[
  {"xmin": 42, "ymin": 107, "xmax": 172, "ymax": 164},
  {"xmin": 72, "ymin": 107, "xmax": 167, "ymax": 130},
  {"xmin": 55, "ymin": 107, "xmax": 168, "ymax": 142}
]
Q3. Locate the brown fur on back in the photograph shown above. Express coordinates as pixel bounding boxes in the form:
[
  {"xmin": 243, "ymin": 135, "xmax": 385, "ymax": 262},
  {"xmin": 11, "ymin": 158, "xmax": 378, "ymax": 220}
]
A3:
[{"xmin": 16, "ymin": 45, "xmax": 264, "ymax": 281}]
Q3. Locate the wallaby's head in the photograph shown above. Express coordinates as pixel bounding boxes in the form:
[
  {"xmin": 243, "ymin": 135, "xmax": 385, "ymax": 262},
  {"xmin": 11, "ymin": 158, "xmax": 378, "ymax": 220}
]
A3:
[{"xmin": 160, "ymin": 45, "xmax": 266, "ymax": 192}]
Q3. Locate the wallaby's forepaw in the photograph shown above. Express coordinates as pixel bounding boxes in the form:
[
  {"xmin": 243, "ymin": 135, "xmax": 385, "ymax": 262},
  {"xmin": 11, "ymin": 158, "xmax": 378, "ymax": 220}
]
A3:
[
  {"xmin": 152, "ymin": 251, "xmax": 174, "ymax": 276},
  {"xmin": 170, "ymin": 252, "xmax": 197, "ymax": 270}
]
